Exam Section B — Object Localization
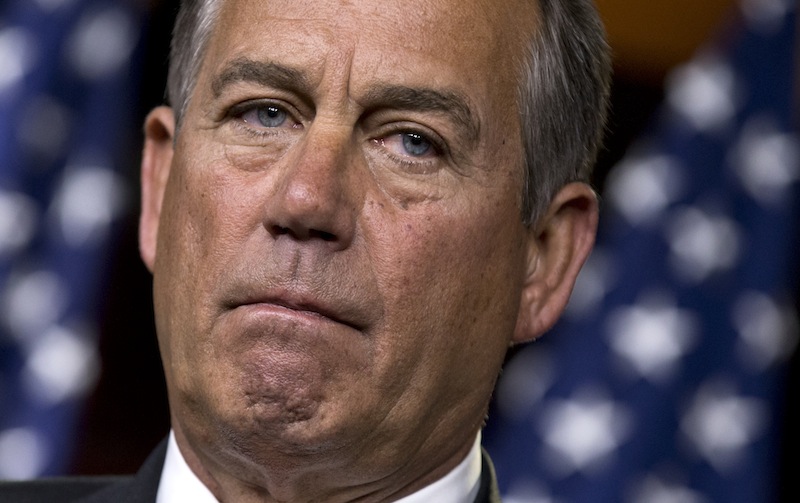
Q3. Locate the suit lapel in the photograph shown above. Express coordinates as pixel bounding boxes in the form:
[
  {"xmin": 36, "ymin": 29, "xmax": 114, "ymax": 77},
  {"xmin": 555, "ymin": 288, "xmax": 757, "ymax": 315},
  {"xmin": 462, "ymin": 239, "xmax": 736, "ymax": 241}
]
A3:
[
  {"xmin": 78, "ymin": 438, "xmax": 167, "ymax": 503},
  {"xmin": 473, "ymin": 449, "xmax": 502, "ymax": 503}
]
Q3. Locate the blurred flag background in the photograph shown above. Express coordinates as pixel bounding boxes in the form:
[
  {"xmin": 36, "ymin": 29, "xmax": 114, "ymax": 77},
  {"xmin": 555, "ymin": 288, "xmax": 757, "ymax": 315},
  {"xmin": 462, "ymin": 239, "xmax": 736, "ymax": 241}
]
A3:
[
  {"xmin": 0, "ymin": 0, "xmax": 146, "ymax": 477},
  {"xmin": 0, "ymin": 0, "xmax": 797, "ymax": 501},
  {"xmin": 485, "ymin": 1, "xmax": 799, "ymax": 502}
]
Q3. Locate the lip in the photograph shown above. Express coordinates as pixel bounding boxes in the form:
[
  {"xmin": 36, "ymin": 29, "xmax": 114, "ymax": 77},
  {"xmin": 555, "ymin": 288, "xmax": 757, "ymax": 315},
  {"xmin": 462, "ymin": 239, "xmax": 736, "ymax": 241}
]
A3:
[{"xmin": 227, "ymin": 291, "xmax": 367, "ymax": 332}]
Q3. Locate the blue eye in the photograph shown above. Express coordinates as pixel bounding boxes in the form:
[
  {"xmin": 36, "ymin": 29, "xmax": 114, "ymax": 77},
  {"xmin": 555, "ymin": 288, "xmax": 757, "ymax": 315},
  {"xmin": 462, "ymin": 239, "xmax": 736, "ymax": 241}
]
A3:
[
  {"xmin": 256, "ymin": 105, "xmax": 287, "ymax": 128},
  {"xmin": 373, "ymin": 130, "xmax": 442, "ymax": 164},
  {"xmin": 401, "ymin": 132, "xmax": 431, "ymax": 157}
]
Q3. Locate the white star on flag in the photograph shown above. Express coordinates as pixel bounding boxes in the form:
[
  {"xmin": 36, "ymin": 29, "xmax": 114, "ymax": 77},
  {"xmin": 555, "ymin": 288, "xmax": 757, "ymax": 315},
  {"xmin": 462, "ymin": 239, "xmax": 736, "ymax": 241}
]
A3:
[
  {"xmin": 740, "ymin": 0, "xmax": 794, "ymax": 32},
  {"xmin": 681, "ymin": 380, "xmax": 768, "ymax": 473},
  {"xmin": 605, "ymin": 154, "xmax": 685, "ymax": 226},
  {"xmin": 730, "ymin": 115, "xmax": 800, "ymax": 205},
  {"xmin": 732, "ymin": 290, "xmax": 799, "ymax": 371},
  {"xmin": 538, "ymin": 388, "xmax": 632, "ymax": 476},
  {"xmin": 629, "ymin": 475, "xmax": 708, "ymax": 503},
  {"xmin": 667, "ymin": 56, "xmax": 740, "ymax": 132},
  {"xmin": 0, "ymin": 27, "xmax": 37, "ymax": 95},
  {"xmin": 665, "ymin": 206, "xmax": 742, "ymax": 283},
  {"xmin": 606, "ymin": 293, "xmax": 699, "ymax": 382}
]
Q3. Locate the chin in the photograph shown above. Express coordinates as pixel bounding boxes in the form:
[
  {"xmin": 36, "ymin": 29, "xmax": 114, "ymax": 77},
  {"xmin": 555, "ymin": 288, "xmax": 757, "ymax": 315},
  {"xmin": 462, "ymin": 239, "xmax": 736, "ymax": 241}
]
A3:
[
  {"xmin": 228, "ymin": 359, "xmax": 349, "ymax": 445},
  {"xmin": 215, "ymin": 401, "xmax": 360, "ymax": 462}
]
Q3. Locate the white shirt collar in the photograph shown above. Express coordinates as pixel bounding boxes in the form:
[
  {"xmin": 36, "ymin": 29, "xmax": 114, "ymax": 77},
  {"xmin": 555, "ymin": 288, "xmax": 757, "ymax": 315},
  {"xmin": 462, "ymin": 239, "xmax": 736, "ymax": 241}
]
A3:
[
  {"xmin": 156, "ymin": 431, "xmax": 217, "ymax": 503},
  {"xmin": 394, "ymin": 432, "xmax": 483, "ymax": 503},
  {"xmin": 156, "ymin": 430, "xmax": 482, "ymax": 503}
]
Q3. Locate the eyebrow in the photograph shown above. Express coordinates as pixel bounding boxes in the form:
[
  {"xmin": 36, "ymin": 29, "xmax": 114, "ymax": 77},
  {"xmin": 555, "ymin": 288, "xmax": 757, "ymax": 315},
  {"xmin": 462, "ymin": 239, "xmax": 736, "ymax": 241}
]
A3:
[
  {"xmin": 362, "ymin": 85, "xmax": 481, "ymax": 144},
  {"xmin": 211, "ymin": 57, "xmax": 311, "ymax": 98},
  {"xmin": 210, "ymin": 57, "xmax": 481, "ymax": 142}
]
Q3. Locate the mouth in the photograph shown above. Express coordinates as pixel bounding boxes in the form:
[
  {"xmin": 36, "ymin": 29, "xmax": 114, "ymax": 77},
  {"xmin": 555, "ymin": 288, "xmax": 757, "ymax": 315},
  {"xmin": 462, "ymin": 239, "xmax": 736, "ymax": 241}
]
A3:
[{"xmin": 227, "ymin": 292, "xmax": 366, "ymax": 332}]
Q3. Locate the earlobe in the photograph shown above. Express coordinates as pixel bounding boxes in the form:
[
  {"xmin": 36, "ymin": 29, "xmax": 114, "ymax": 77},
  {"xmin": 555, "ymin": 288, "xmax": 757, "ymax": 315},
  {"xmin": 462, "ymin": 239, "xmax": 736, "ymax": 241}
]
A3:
[
  {"xmin": 513, "ymin": 182, "xmax": 599, "ymax": 344},
  {"xmin": 139, "ymin": 106, "xmax": 176, "ymax": 272}
]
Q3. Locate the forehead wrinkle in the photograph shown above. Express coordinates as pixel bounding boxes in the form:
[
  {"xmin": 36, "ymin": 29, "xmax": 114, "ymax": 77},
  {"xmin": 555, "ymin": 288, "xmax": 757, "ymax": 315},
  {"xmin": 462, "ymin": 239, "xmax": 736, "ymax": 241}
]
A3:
[
  {"xmin": 211, "ymin": 57, "xmax": 313, "ymax": 98},
  {"xmin": 362, "ymin": 85, "xmax": 481, "ymax": 144}
]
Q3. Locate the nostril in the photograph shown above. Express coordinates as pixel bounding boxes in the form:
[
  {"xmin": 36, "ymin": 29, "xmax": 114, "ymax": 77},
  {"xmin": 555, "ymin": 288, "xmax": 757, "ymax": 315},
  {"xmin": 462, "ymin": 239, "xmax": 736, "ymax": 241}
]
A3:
[
  {"xmin": 270, "ymin": 225, "xmax": 291, "ymax": 236},
  {"xmin": 309, "ymin": 229, "xmax": 336, "ymax": 241},
  {"xmin": 268, "ymin": 224, "xmax": 336, "ymax": 242}
]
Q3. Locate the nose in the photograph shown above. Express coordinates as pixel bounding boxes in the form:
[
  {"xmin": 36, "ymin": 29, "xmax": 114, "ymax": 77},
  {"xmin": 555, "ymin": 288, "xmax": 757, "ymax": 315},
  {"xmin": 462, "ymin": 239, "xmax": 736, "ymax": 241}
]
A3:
[{"xmin": 262, "ymin": 126, "xmax": 361, "ymax": 250}]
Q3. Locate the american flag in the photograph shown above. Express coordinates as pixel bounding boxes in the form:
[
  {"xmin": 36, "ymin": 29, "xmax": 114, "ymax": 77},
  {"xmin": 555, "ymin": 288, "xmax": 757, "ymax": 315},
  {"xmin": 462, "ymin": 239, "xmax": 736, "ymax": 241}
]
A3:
[
  {"xmin": 484, "ymin": 1, "xmax": 798, "ymax": 502},
  {"xmin": 0, "ymin": 0, "xmax": 142, "ymax": 478}
]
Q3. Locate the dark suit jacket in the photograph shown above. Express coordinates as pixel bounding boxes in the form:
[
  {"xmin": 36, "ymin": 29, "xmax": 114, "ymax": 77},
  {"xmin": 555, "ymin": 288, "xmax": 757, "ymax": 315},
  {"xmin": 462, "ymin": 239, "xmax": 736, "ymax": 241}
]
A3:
[{"xmin": 0, "ymin": 440, "xmax": 502, "ymax": 502}]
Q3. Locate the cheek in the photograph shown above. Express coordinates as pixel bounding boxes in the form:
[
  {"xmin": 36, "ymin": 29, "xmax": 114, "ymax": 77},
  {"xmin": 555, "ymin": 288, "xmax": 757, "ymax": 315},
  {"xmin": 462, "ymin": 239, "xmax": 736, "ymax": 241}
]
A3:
[
  {"xmin": 152, "ymin": 147, "xmax": 261, "ymax": 362},
  {"xmin": 361, "ymin": 199, "xmax": 527, "ymax": 430},
  {"xmin": 368, "ymin": 199, "xmax": 526, "ymax": 356},
  {"xmin": 160, "ymin": 146, "xmax": 265, "ymax": 264}
]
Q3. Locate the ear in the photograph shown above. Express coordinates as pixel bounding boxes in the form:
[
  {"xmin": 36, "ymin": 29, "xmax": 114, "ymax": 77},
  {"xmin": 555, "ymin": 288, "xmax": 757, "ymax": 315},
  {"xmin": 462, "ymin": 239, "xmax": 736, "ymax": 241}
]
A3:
[
  {"xmin": 513, "ymin": 182, "xmax": 599, "ymax": 344},
  {"xmin": 139, "ymin": 106, "xmax": 175, "ymax": 272}
]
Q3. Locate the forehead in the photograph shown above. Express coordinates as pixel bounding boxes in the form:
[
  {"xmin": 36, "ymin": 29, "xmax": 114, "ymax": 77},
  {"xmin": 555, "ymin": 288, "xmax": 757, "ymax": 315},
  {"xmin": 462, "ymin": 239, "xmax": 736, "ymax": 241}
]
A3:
[{"xmin": 201, "ymin": 0, "xmax": 536, "ymax": 111}]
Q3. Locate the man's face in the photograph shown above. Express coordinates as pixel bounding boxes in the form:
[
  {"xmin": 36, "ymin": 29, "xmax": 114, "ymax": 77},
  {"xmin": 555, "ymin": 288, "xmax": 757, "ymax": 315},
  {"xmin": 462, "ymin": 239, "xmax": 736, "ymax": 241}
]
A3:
[{"xmin": 143, "ymin": 0, "xmax": 543, "ymax": 495}]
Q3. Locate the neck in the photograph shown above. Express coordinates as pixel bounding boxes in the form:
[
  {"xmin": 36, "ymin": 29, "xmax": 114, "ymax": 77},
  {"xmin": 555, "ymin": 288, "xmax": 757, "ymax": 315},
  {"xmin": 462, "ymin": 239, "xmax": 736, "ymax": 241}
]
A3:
[{"xmin": 171, "ymin": 423, "xmax": 479, "ymax": 503}]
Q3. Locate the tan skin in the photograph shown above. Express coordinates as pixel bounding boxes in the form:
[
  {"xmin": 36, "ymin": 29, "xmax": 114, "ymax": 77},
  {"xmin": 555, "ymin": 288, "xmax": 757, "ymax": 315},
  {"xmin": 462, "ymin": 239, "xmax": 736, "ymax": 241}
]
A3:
[{"xmin": 139, "ymin": 0, "xmax": 598, "ymax": 501}]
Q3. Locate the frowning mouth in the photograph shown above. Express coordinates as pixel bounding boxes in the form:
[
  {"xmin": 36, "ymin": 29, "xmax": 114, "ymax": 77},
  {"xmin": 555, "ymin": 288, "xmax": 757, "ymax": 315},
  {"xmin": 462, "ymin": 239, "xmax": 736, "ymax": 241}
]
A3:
[{"xmin": 227, "ymin": 294, "xmax": 365, "ymax": 332}]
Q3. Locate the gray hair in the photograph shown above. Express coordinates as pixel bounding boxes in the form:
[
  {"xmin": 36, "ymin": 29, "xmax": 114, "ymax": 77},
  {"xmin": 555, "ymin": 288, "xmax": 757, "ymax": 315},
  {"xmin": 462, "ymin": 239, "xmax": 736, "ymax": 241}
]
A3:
[
  {"xmin": 519, "ymin": 0, "xmax": 611, "ymax": 224},
  {"xmin": 166, "ymin": 0, "xmax": 611, "ymax": 225},
  {"xmin": 167, "ymin": 0, "xmax": 221, "ymax": 127}
]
